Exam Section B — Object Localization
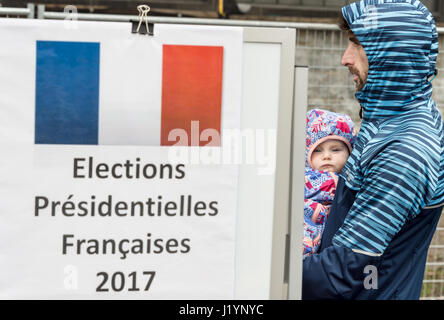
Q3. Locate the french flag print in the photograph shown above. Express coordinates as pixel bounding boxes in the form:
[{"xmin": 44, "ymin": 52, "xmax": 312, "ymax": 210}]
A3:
[{"xmin": 35, "ymin": 40, "xmax": 224, "ymax": 146}]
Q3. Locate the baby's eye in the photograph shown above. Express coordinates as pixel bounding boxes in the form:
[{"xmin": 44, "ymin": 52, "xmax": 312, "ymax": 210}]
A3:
[{"xmin": 314, "ymin": 149, "xmax": 321, "ymax": 152}]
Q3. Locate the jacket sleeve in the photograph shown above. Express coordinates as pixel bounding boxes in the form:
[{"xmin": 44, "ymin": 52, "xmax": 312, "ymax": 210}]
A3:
[
  {"xmin": 333, "ymin": 139, "xmax": 438, "ymax": 254},
  {"xmin": 302, "ymin": 245, "xmax": 380, "ymax": 300},
  {"xmin": 303, "ymin": 139, "xmax": 438, "ymax": 299}
]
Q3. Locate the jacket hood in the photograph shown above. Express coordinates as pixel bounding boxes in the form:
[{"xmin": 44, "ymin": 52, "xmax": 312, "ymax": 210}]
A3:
[
  {"xmin": 342, "ymin": 0, "xmax": 438, "ymax": 120},
  {"xmin": 306, "ymin": 109, "xmax": 356, "ymax": 168}
]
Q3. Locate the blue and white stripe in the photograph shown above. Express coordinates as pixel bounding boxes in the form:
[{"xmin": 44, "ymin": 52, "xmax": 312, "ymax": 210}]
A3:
[{"xmin": 333, "ymin": 0, "xmax": 444, "ymax": 254}]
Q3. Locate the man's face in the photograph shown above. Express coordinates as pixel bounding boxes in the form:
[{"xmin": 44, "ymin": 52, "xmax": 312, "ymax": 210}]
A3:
[{"xmin": 342, "ymin": 36, "xmax": 369, "ymax": 91}]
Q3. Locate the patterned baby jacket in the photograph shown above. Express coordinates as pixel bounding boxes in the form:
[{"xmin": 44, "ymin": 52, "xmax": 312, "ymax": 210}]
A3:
[{"xmin": 303, "ymin": 109, "xmax": 355, "ymax": 258}]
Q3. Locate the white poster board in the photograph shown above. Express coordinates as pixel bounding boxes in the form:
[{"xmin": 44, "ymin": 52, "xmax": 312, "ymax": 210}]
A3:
[
  {"xmin": 0, "ymin": 18, "xmax": 300, "ymax": 300},
  {"xmin": 0, "ymin": 19, "xmax": 243, "ymax": 299}
]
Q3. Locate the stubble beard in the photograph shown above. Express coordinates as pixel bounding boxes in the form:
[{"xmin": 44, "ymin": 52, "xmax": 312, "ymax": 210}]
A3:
[{"xmin": 349, "ymin": 66, "xmax": 367, "ymax": 91}]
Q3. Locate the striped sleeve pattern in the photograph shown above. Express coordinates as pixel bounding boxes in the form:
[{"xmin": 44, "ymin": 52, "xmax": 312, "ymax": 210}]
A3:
[{"xmin": 334, "ymin": 109, "xmax": 441, "ymax": 254}]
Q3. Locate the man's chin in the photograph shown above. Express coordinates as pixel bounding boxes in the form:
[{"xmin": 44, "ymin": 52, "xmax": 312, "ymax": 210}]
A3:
[
  {"xmin": 355, "ymin": 83, "xmax": 365, "ymax": 91},
  {"xmin": 356, "ymin": 78, "xmax": 368, "ymax": 91}
]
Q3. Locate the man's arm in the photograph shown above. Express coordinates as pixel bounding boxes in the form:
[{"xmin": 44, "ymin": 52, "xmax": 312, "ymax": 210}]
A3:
[
  {"xmin": 303, "ymin": 245, "xmax": 379, "ymax": 300},
  {"xmin": 303, "ymin": 138, "xmax": 438, "ymax": 299}
]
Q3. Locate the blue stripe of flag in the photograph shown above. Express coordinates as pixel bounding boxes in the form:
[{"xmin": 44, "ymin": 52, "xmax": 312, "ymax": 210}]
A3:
[{"xmin": 35, "ymin": 41, "xmax": 100, "ymax": 145}]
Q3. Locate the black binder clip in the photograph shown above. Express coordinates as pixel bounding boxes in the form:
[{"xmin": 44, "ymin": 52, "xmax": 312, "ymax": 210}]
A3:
[{"xmin": 131, "ymin": 5, "xmax": 154, "ymax": 35}]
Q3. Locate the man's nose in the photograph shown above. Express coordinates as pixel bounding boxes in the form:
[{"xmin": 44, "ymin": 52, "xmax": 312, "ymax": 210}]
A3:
[{"xmin": 341, "ymin": 44, "xmax": 354, "ymax": 66}]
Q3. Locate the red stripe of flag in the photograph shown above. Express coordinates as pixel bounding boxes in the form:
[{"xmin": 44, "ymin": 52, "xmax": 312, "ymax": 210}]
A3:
[{"xmin": 161, "ymin": 45, "xmax": 223, "ymax": 146}]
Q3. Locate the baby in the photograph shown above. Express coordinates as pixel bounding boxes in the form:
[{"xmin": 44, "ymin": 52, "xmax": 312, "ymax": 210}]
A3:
[{"xmin": 303, "ymin": 109, "xmax": 355, "ymax": 258}]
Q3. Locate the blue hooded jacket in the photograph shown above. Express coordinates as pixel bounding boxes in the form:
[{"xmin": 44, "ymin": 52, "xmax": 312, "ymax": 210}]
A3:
[{"xmin": 302, "ymin": 0, "xmax": 444, "ymax": 300}]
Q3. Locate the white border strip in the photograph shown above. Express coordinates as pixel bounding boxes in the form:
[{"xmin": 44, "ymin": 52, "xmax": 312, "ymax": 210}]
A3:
[{"xmin": 352, "ymin": 249, "xmax": 382, "ymax": 257}]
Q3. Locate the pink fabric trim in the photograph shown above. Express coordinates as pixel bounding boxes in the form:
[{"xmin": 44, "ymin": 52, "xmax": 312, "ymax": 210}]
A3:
[
  {"xmin": 311, "ymin": 204, "xmax": 323, "ymax": 223},
  {"xmin": 307, "ymin": 136, "xmax": 352, "ymax": 168}
]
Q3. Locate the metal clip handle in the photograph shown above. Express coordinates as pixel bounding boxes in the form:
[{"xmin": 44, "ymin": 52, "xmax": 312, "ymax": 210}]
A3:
[{"xmin": 136, "ymin": 5, "xmax": 150, "ymax": 33}]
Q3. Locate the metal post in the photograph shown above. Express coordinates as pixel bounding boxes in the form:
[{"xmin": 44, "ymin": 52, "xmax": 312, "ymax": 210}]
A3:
[
  {"xmin": 37, "ymin": 4, "xmax": 45, "ymax": 19},
  {"xmin": 27, "ymin": 3, "xmax": 34, "ymax": 19},
  {"xmin": 288, "ymin": 66, "xmax": 308, "ymax": 300},
  {"xmin": 0, "ymin": 7, "xmax": 30, "ymax": 17}
]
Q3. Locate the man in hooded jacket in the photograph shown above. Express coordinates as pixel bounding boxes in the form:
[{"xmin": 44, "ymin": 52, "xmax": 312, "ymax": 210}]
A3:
[{"xmin": 302, "ymin": 0, "xmax": 444, "ymax": 300}]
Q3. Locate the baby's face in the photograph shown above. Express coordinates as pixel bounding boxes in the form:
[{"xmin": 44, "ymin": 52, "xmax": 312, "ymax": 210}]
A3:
[{"xmin": 311, "ymin": 139, "xmax": 350, "ymax": 173}]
